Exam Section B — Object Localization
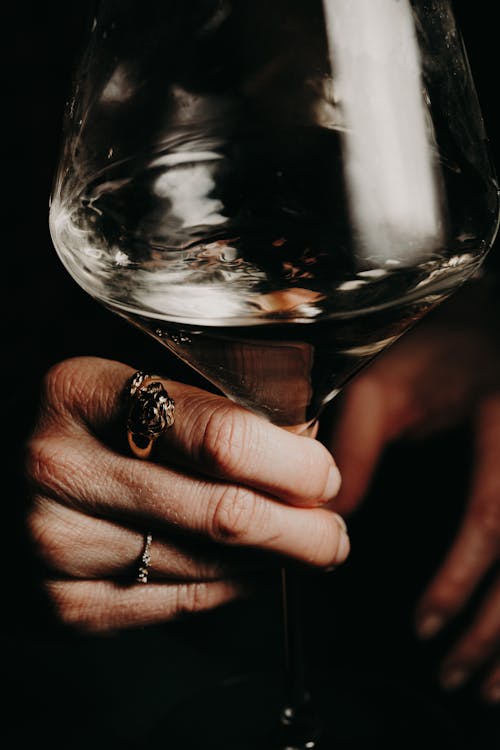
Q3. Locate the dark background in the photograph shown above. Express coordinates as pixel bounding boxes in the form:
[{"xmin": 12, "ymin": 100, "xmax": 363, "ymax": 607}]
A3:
[{"xmin": 4, "ymin": 2, "xmax": 500, "ymax": 748}]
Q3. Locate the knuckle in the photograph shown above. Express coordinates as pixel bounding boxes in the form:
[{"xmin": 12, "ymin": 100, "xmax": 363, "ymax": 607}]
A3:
[
  {"xmin": 25, "ymin": 501, "xmax": 64, "ymax": 570},
  {"xmin": 176, "ymin": 582, "xmax": 212, "ymax": 615},
  {"xmin": 209, "ymin": 485, "xmax": 267, "ymax": 545},
  {"xmin": 23, "ymin": 438, "xmax": 43, "ymax": 488},
  {"xmin": 24, "ymin": 437, "xmax": 68, "ymax": 496},
  {"xmin": 45, "ymin": 582, "xmax": 103, "ymax": 634},
  {"xmin": 26, "ymin": 500, "xmax": 94, "ymax": 578},
  {"xmin": 24, "ymin": 436, "xmax": 98, "ymax": 515},
  {"xmin": 200, "ymin": 404, "xmax": 251, "ymax": 478},
  {"xmin": 39, "ymin": 357, "xmax": 105, "ymax": 431},
  {"xmin": 41, "ymin": 359, "xmax": 84, "ymax": 416}
]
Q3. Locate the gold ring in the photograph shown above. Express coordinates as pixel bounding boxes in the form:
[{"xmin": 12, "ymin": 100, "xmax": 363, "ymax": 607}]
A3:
[{"xmin": 125, "ymin": 371, "xmax": 175, "ymax": 460}]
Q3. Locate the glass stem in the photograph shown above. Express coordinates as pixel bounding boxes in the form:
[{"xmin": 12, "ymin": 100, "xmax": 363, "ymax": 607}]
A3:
[
  {"xmin": 275, "ymin": 419, "xmax": 322, "ymax": 748},
  {"xmin": 279, "ymin": 567, "xmax": 321, "ymax": 749},
  {"xmin": 281, "ymin": 567, "xmax": 308, "ymax": 709}
]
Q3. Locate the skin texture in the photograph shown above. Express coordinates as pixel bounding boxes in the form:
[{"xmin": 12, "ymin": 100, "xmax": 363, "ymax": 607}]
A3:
[
  {"xmin": 22, "ymin": 281, "xmax": 500, "ymax": 705},
  {"xmin": 23, "ymin": 357, "xmax": 347, "ymax": 634},
  {"xmin": 326, "ymin": 282, "xmax": 500, "ymax": 705}
]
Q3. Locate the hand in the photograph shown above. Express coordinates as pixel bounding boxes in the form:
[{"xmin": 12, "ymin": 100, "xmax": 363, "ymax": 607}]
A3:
[
  {"xmin": 325, "ymin": 285, "xmax": 500, "ymax": 704},
  {"xmin": 416, "ymin": 395, "xmax": 500, "ymax": 705},
  {"xmin": 23, "ymin": 356, "xmax": 347, "ymax": 633}
]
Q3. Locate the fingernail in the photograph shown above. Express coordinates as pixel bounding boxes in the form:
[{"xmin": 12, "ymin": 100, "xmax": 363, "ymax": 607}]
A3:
[
  {"xmin": 336, "ymin": 529, "xmax": 350, "ymax": 563},
  {"xmin": 485, "ymin": 683, "xmax": 500, "ymax": 704},
  {"xmin": 416, "ymin": 613, "xmax": 445, "ymax": 640},
  {"xmin": 441, "ymin": 667, "xmax": 468, "ymax": 691},
  {"xmin": 326, "ymin": 465, "xmax": 342, "ymax": 498},
  {"xmin": 333, "ymin": 512, "xmax": 348, "ymax": 534}
]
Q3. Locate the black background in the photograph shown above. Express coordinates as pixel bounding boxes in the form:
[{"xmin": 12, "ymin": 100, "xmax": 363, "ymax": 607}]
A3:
[{"xmin": 4, "ymin": 2, "xmax": 500, "ymax": 748}]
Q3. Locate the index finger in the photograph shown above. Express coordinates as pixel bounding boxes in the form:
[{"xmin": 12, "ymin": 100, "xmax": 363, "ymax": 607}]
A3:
[
  {"xmin": 49, "ymin": 356, "xmax": 341, "ymax": 507},
  {"xmin": 416, "ymin": 396, "xmax": 500, "ymax": 638}
]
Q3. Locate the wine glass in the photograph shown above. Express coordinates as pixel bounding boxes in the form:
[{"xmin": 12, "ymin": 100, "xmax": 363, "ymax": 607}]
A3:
[{"xmin": 49, "ymin": 1, "xmax": 499, "ymax": 747}]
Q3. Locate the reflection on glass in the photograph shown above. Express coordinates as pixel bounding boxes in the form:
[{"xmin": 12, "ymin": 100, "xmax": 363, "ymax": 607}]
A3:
[{"xmin": 49, "ymin": 1, "xmax": 499, "ymax": 746}]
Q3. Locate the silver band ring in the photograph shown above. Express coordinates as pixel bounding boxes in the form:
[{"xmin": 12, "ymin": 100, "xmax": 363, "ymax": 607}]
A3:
[
  {"xmin": 125, "ymin": 371, "xmax": 175, "ymax": 460},
  {"xmin": 136, "ymin": 533, "xmax": 153, "ymax": 584}
]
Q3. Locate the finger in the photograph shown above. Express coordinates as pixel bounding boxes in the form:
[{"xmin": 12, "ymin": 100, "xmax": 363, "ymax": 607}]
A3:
[
  {"xmin": 45, "ymin": 578, "xmax": 248, "ymax": 633},
  {"xmin": 415, "ymin": 520, "xmax": 499, "ymax": 641},
  {"xmin": 28, "ymin": 497, "xmax": 258, "ymax": 582},
  {"xmin": 27, "ymin": 433, "xmax": 350, "ymax": 569},
  {"xmin": 326, "ymin": 375, "xmax": 389, "ymax": 515},
  {"xmin": 481, "ymin": 659, "xmax": 500, "ymax": 706},
  {"xmin": 438, "ymin": 574, "xmax": 500, "ymax": 693},
  {"xmin": 40, "ymin": 357, "xmax": 341, "ymax": 507},
  {"xmin": 416, "ymin": 397, "xmax": 500, "ymax": 639}
]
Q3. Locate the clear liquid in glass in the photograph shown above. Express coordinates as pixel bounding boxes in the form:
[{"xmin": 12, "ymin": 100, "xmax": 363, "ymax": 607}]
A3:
[{"xmin": 50, "ymin": 125, "xmax": 494, "ymax": 422}]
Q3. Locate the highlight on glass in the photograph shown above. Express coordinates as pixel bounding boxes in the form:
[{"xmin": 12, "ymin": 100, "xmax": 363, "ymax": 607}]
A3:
[{"xmin": 49, "ymin": 2, "xmax": 499, "ymax": 747}]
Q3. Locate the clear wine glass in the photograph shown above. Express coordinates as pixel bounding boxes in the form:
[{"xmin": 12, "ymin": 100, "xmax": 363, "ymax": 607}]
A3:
[{"xmin": 49, "ymin": 1, "xmax": 499, "ymax": 747}]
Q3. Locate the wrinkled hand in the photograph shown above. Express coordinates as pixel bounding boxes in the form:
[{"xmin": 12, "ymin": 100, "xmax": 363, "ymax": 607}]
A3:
[
  {"xmin": 326, "ymin": 287, "xmax": 500, "ymax": 704},
  {"xmin": 24, "ymin": 357, "xmax": 347, "ymax": 633}
]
